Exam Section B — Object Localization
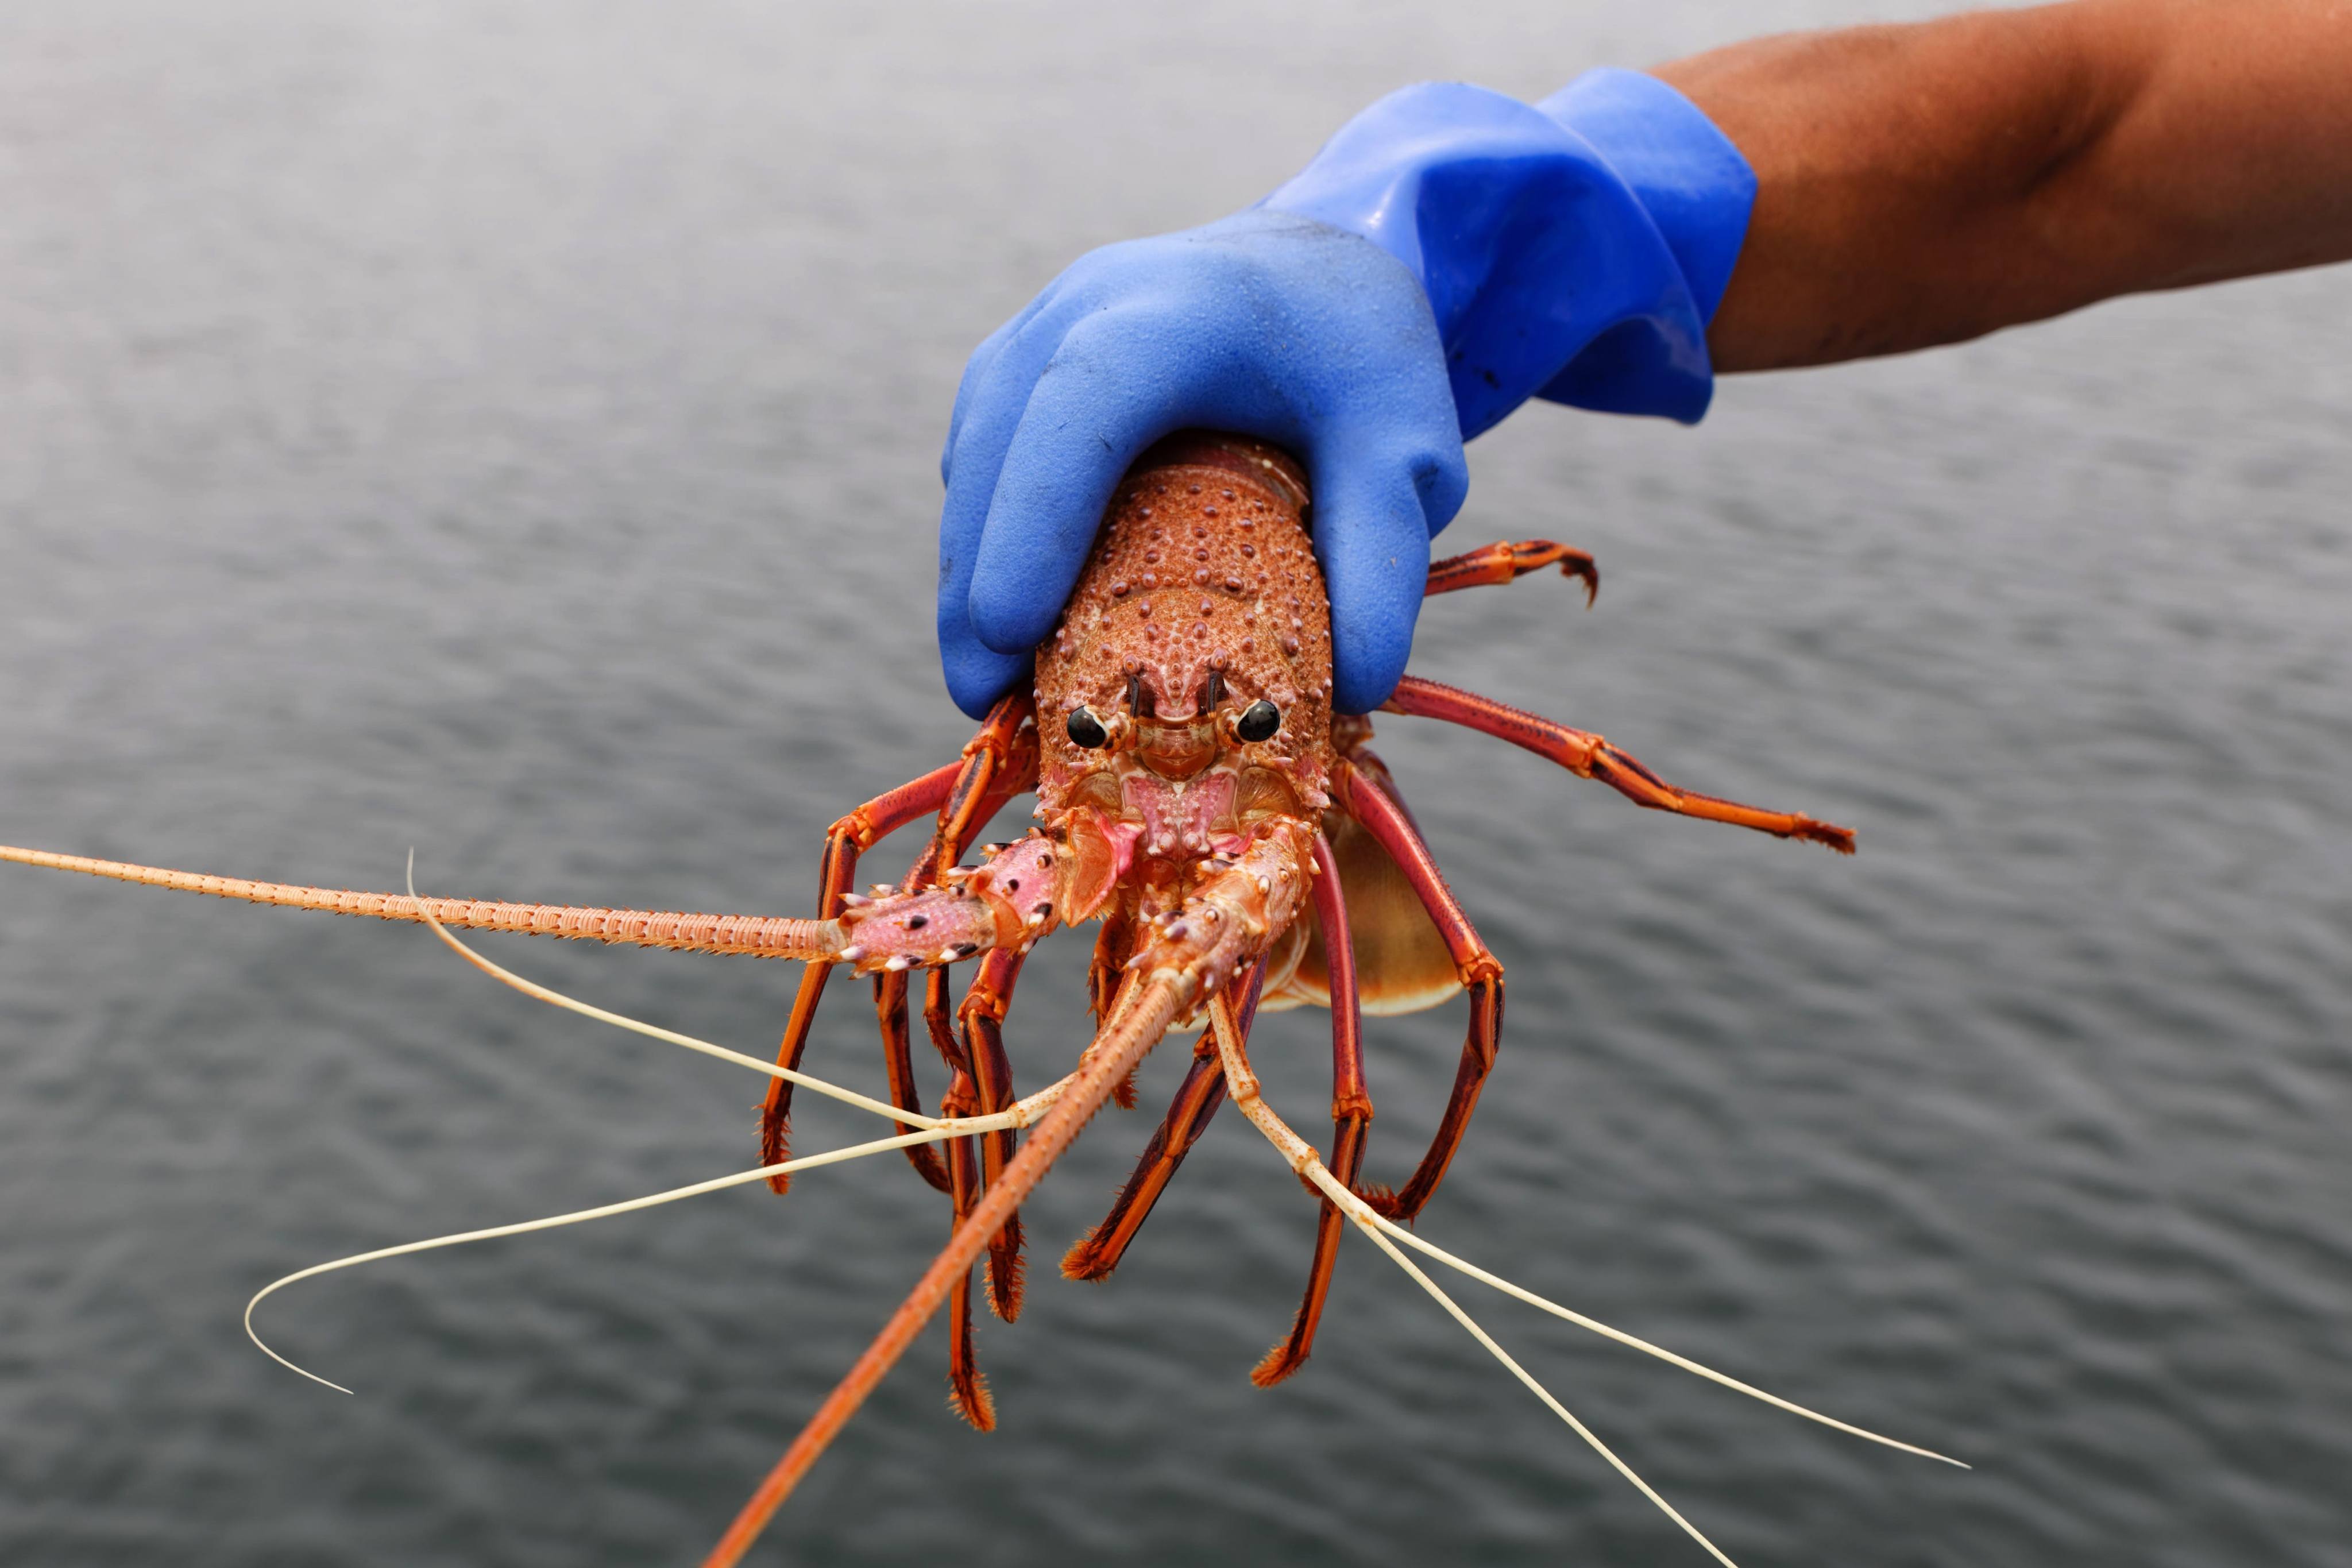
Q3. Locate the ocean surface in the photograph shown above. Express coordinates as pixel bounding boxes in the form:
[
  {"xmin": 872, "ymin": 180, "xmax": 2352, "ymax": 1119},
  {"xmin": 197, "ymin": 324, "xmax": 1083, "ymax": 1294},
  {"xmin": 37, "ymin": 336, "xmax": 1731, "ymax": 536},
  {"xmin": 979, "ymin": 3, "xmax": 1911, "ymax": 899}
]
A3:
[{"xmin": 2, "ymin": 3, "xmax": 2348, "ymax": 1564}]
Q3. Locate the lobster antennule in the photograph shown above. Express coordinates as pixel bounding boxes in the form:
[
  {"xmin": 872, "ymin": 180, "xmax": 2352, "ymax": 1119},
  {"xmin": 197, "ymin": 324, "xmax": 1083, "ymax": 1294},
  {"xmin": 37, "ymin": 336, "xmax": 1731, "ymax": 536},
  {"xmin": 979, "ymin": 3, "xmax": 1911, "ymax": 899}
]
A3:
[{"xmin": 0, "ymin": 844, "xmax": 845, "ymax": 960}]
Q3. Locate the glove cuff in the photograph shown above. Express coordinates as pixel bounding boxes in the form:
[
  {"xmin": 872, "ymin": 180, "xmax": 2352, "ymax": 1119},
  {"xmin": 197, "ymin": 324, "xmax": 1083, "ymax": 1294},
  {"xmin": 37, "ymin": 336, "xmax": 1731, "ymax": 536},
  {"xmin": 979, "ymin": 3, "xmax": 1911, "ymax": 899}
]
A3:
[
  {"xmin": 1532, "ymin": 69, "xmax": 1755, "ymax": 420},
  {"xmin": 1260, "ymin": 71, "xmax": 1755, "ymax": 432},
  {"xmin": 1535, "ymin": 69, "xmax": 1754, "ymax": 327}
]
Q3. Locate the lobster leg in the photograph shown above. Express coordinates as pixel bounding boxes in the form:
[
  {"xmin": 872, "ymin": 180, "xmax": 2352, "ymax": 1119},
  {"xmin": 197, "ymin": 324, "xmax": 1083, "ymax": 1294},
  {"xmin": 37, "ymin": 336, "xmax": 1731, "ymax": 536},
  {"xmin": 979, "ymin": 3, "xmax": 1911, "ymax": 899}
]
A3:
[
  {"xmin": 1088, "ymin": 912, "xmax": 1145, "ymax": 1108},
  {"xmin": 1423, "ymin": 539, "xmax": 1598, "ymax": 605},
  {"xmin": 921, "ymin": 969, "xmax": 994, "ymax": 1429},
  {"xmin": 759, "ymin": 693, "xmax": 1037, "ymax": 1189},
  {"xmin": 1085, "ymin": 905, "xmax": 1136, "ymax": 1023},
  {"xmin": 1337, "ymin": 755, "xmax": 1505, "ymax": 1223},
  {"xmin": 868, "ymin": 709, "xmax": 1041, "ymax": 1195},
  {"xmin": 1060, "ymin": 1047, "xmax": 1226, "ymax": 1283},
  {"xmin": 871, "ymin": 972, "xmax": 953, "ymax": 1195},
  {"xmin": 1059, "ymin": 958, "xmax": 1267, "ymax": 1283},
  {"xmin": 1384, "ymin": 675, "xmax": 1856, "ymax": 852},
  {"xmin": 922, "ymin": 695, "xmax": 1042, "ymax": 882},
  {"xmin": 758, "ymin": 760, "xmax": 965, "ymax": 1189},
  {"xmin": 960, "ymin": 948, "xmax": 1030, "ymax": 1322},
  {"xmin": 921, "ymin": 970, "xmax": 982, "ymax": 1201},
  {"xmin": 1252, "ymin": 833, "xmax": 1370, "ymax": 1387},
  {"xmin": 873, "ymin": 710, "xmax": 1042, "ymax": 1418}
]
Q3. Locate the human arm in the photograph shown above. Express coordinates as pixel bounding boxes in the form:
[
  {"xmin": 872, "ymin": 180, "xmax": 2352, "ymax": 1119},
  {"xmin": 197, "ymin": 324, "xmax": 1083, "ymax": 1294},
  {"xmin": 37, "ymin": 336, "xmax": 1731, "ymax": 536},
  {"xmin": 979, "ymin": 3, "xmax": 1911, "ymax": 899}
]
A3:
[
  {"xmin": 937, "ymin": 1, "xmax": 2352, "ymax": 720},
  {"xmin": 1658, "ymin": 0, "xmax": 2352, "ymax": 370}
]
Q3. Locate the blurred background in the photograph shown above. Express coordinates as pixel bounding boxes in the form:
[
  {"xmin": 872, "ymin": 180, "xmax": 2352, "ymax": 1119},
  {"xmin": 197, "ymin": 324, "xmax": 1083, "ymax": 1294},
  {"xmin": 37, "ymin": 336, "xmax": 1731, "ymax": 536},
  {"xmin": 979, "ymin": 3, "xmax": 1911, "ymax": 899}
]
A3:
[{"xmin": 2, "ymin": 2, "xmax": 2347, "ymax": 1563}]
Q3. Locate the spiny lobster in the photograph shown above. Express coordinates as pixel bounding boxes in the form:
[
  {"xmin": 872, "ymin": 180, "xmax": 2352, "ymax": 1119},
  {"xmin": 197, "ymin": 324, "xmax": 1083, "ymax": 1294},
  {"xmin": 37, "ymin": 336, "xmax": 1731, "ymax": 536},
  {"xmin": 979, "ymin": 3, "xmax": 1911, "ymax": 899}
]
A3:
[{"xmin": 4, "ymin": 431, "xmax": 1949, "ymax": 1568}]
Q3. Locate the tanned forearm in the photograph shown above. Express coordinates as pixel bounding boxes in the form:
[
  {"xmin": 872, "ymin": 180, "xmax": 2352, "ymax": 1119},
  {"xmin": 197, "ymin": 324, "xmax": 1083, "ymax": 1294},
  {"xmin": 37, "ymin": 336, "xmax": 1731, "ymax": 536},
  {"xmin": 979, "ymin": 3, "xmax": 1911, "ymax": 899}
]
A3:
[{"xmin": 1654, "ymin": 0, "xmax": 2352, "ymax": 372}]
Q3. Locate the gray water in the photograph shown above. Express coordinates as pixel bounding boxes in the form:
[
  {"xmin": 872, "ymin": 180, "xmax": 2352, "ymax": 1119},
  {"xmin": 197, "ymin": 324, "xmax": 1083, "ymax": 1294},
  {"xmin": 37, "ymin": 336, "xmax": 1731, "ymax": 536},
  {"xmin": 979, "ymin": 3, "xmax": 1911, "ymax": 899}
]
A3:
[{"xmin": 2, "ymin": 2, "xmax": 2348, "ymax": 1564}]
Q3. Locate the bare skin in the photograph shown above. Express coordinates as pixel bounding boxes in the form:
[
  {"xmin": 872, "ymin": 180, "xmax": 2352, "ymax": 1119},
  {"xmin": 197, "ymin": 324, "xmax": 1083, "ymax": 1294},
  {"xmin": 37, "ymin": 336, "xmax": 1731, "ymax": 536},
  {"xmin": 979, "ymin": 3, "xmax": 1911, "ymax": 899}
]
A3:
[{"xmin": 1654, "ymin": 0, "xmax": 2352, "ymax": 372}]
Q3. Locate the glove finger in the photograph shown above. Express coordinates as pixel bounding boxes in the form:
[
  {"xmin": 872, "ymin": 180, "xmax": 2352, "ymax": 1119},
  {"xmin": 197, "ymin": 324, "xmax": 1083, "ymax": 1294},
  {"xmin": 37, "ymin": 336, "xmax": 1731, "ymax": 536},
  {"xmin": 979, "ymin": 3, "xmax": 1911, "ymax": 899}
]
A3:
[
  {"xmin": 940, "ymin": 242, "xmax": 1145, "ymax": 501},
  {"xmin": 939, "ymin": 608, "xmax": 1032, "ymax": 719},
  {"xmin": 941, "ymin": 285, "xmax": 1059, "ymax": 486},
  {"xmin": 936, "ymin": 284, "xmax": 1122, "ymax": 713},
  {"xmin": 966, "ymin": 307, "xmax": 1245, "ymax": 655},
  {"xmin": 1307, "ymin": 435, "xmax": 1463, "ymax": 713}
]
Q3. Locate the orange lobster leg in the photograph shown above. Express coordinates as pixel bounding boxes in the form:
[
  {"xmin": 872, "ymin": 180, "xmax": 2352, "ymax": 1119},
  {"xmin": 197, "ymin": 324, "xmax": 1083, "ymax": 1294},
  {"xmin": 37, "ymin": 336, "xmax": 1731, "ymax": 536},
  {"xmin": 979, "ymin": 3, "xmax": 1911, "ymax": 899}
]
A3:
[
  {"xmin": 871, "ymin": 971, "xmax": 953, "ymax": 1195},
  {"xmin": 923, "ymin": 696, "xmax": 1042, "ymax": 881},
  {"xmin": 1092, "ymin": 910, "xmax": 1148, "ymax": 1110},
  {"xmin": 868, "ymin": 709, "xmax": 1041, "ymax": 1195},
  {"xmin": 921, "ymin": 969, "xmax": 994, "ymax": 1429},
  {"xmin": 871, "ymin": 786, "xmax": 1043, "ymax": 1338},
  {"xmin": 1059, "ymin": 1045, "xmax": 1226, "ymax": 1281},
  {"xmin": 1085, "ymin": 905, "xmax": 1136, "ymax": 1024},
  {"xmin": 960, "ymin": 948, "xmax": 1030, "ymax": 1322},
  {"xmin": 1383, "ymin": 675, "xmax": 1856, "ymax": 852},
  {"xmin": 1423, "ymin": 539, "xmax": 1598, "ymax": 605},
  {"xmin": 1336, "ymin": 758, "xmax": 1505, "ymax": 1224},
  {"xmin": 1059, "ymin": 959, "xmax": 1266, "ymax": 1283},
  {"xmin": 1252, "ymin": 832, "xmax": 1373, "ymax": 1386},
  {"xmin": 921, "ymin": 971, "xmax": 980, "ymax": 1187},
  {"xmin": 758, "ymin": 761, "xmax": 963, "ymax": 1188},
  {"xmin": 763, "ymin": 694, "xmax": 1040, "ymax": 1191},
  {"xmin": 872, "ymin": 705, "xmax": 1041, "ymax": 1415}
]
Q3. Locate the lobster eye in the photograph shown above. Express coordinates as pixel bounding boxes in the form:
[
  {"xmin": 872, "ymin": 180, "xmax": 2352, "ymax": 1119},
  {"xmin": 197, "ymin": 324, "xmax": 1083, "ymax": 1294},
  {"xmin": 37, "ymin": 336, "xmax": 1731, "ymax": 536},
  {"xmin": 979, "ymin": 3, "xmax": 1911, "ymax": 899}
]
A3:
[
  {"xmin": 1235, "ymin": 700, "xmax": 1281, "ymax": 743},
  {"xmin": 1066, "ymin": 706, "xmax": 1110, "ymax": 749}
]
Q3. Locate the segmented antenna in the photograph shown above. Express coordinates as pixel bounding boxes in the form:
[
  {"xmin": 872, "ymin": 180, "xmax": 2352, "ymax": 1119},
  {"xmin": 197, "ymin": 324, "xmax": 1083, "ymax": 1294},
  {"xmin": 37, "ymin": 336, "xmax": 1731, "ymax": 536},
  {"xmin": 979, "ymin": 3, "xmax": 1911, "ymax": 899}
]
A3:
[{"xmin": 0, "ymin": 844, "xmax": 841, "ymax": 959}]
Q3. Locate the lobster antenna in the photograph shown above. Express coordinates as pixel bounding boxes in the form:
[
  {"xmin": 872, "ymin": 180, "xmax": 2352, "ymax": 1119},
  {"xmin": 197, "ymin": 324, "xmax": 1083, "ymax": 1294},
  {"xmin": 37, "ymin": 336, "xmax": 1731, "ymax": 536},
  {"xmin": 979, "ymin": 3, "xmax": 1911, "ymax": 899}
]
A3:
[
  {"xmin": 244, "ymin": 1118, "xmax": 1024, "ymax": 1395},
  {"xmin": 1351, "ymin": 1203, "xmax": 1968, "ymax": 1469},
  {"xmin": 1204, "ymin": 998, "xmax": 1739, "ymax": 1567},
  {"xmin": 1355, "ymin": 1209, "xmax": 1740, "ymax": 1567},
  {"xmin": 1199, "ymin": 990, "xmax": 1963, "ymax": 1466},
  {"xmin": 0, "ymin": 841, "xmax": 843, "ymax": 957}
]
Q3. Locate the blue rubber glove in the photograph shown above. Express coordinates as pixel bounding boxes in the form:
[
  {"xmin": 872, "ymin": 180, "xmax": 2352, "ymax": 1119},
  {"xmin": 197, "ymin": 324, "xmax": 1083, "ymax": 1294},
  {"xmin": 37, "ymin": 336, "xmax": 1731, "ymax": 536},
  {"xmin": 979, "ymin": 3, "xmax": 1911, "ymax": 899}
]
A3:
[{"xmin": 938, "ymin": 69, "xmax": 1755, "ymax": 719}]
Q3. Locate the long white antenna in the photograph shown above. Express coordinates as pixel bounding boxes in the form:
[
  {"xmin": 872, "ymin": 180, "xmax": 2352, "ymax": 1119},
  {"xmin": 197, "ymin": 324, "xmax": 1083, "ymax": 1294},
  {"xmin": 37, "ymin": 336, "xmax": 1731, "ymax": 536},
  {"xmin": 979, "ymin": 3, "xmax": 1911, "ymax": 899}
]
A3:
[
  {"xmin": 1204, "ymin": 994, "xmax": 1966, "ymax": 1566},
  {"xmin": 245, "ymin": 1119, "xmax": 1021, "ymax": 1395},
  {"xmin": 243, "ymin": 860, "xmax": 1073, "ymax": 1394},
  {"xmin": 404, "ymin": 851, "xmax": 932, "ymax": 1125}
]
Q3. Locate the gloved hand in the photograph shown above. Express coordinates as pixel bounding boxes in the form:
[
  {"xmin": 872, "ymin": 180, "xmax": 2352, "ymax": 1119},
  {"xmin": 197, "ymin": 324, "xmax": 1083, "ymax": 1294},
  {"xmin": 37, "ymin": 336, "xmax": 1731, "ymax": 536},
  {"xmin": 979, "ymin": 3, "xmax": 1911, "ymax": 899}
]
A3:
[{"xmin": 938, "ymin": 68, "xmax": 1755, "ymax": 719}]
